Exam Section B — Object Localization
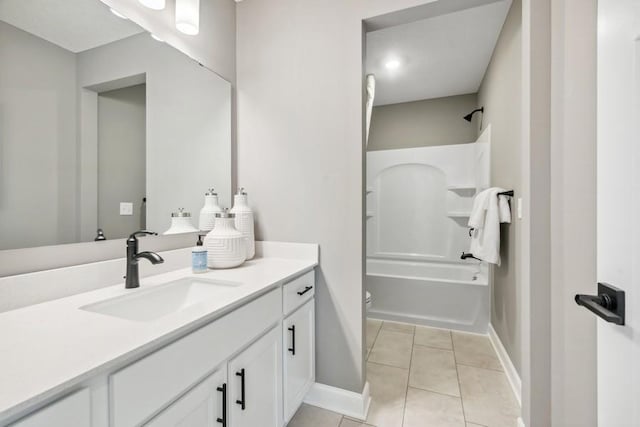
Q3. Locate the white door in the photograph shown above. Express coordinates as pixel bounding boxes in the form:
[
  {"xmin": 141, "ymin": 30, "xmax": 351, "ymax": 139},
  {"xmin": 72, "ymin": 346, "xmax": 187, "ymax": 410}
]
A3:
[
  {"xmin": 283, "ymin": 299, "xmax": 315, "ymax": 422},
  {"xmin": 596, "ymin": 0, "xmax": 640, "ymax": 424},
  {"xmin": 228, "ymin": 326, "xmax": 282, "ymax": 427},
  {"xmin": 145, "ymin": 368, "xmax": 227, "ymax": 427}
]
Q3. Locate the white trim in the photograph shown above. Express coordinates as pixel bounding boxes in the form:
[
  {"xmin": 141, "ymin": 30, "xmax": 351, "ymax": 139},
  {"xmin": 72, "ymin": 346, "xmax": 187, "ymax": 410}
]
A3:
[
  {"xmin": 517, "ymin": 416, "xmax": 526, "ymax": 427},
  {"xmin": 303, "ymin": 381, "xmax": 371, "ymax": 420},
  {"xmin": 488, "ymin": 323, "xmax": 522, "ymax": 407}
]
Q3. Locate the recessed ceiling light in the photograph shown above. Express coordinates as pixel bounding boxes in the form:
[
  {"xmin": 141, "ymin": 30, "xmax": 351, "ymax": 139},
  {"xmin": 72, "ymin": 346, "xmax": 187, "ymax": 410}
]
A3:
[
  {"xmin": 110, "ymin": 8, "xmax": 128, "ymax": 19},
  {"xmin": 385, "ymin": 59, "xmax": 401, "ymax": 70},
  {"xmin": 151, "ymin": 34, "xmax": 164, "ymax": 42}
]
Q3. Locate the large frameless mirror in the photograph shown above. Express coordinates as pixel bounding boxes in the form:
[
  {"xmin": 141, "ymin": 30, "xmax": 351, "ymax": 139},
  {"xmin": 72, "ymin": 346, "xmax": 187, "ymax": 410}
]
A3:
[{"xmin": 0, "ymin": 0, "xmax": 232, "ymax": 250}]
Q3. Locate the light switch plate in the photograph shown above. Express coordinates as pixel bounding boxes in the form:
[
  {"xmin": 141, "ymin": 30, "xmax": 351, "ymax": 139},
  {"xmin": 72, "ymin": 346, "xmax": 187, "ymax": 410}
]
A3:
[
  {"xmin": 517, "ymin": 197, "xmax": 523, "ymax": 219},
  {"xmin": 120, "ymin": 202, "xmax": 133, "ymax": 216}
]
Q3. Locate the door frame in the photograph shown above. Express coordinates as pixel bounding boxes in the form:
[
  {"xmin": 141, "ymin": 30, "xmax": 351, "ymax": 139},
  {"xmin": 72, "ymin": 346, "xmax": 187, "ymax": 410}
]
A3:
[{"xmin": 522, "ymin": 0, "xmax": 599, "ymax": 426}]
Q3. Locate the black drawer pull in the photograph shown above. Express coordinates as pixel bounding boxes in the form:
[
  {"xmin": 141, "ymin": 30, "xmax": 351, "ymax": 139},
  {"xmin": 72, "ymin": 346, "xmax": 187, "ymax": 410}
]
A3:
[
  {"xmin": 575, "ymin": 282, "xmax": 625, "ymax": 325},
  {"xmin": 235, "ymin": 369, "xmax": 246, "ymax": 410},
  {"xmin": 288, "ymin": 325, "xmax": 296, "ymax": 355},
  {"xmin": 297, "ymin": 286, "xmax": 313, "ymax": 296},
  {"xmin": 216, "ymin": 383, "xmax": 227, "ymax": 426}
]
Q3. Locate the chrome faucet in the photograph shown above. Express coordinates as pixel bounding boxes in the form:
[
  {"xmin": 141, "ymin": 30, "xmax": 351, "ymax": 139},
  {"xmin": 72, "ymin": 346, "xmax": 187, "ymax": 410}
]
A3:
[{"xmin": 125, "ymin": 230, "xmax": 164, "ymax": 289}]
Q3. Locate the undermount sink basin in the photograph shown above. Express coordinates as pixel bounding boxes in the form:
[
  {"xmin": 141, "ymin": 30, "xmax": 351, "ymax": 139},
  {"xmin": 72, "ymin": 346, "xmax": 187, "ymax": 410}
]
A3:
[{"xmin": 80, "ymin": 277, "xmax": 242, "ymax": 322}]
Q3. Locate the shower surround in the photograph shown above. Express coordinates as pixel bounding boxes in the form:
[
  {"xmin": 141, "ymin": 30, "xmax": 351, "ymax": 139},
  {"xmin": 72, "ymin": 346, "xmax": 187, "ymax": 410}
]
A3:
[{"xmin": 366, "ymin": 127, "xmax": 491, "ymax": 333}]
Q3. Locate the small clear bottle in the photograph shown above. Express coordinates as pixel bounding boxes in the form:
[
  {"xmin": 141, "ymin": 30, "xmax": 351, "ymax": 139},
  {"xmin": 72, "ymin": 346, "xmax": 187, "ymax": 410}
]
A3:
[{"xmin": 192, "ymin": 235, "xmax": 208, "ymax": 273}]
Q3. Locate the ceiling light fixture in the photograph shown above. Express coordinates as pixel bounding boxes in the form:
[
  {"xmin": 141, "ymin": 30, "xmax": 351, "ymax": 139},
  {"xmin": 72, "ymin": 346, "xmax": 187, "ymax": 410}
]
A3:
[
  {"xmin": 151, "ymin": 34, "xmax": 165, "ymax": 42},
  {"xmin": 109, "ymin": 8, "xmax": 128, "ymax": 19},
  {"xmin": 385, "ymin": 59, "xmax": 401, "ymax": 70},
  {"xmin": 138, "ymin": 0, "xmax": 166, "ymax": 10},
  {"xmin": 175, "ymin": 0, "xmax": 200, "ymax": 35}
]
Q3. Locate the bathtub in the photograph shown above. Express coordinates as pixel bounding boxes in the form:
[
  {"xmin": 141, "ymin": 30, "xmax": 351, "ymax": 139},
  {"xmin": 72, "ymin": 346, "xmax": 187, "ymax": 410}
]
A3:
[{"xmin": 366, "ymin": 258, "xmax": 489, "ymax": 333}]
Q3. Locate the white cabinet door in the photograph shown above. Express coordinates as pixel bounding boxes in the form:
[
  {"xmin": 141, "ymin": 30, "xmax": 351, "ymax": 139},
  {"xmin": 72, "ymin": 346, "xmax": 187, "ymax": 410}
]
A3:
[
  {"xmin": 228, "ymin": 326, "xmax": 282, "ymax": 427},
  {"xmin": 10, "ymin": 389, "xmax": 91, "ymax": 427},
  {"xmin": 283, "ymin": 299, "xmax": 315, "ymax": 422},
  {"xmin": 146, "ymin": 368, "xmax": 227, "ymax": 427}
]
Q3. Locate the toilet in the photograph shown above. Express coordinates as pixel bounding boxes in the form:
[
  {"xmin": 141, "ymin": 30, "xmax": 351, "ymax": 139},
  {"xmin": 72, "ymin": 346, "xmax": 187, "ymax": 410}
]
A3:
[{"xmin": 366, "ymin": 291, "xmax": 372, "ymax": 311}]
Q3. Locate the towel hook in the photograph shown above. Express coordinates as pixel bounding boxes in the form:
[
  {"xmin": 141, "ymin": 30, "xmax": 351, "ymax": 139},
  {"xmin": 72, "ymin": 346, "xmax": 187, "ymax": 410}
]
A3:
[{"xmin": 461, "ymin": 252, "xmax": 480, "ymax": 261}]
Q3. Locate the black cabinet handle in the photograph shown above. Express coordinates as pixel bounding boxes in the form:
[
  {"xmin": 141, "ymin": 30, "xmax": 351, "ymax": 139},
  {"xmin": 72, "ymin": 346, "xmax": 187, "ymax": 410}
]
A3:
[
  {"xmin": 575, "ymin": 282, "xmax": 625, "ymax": 325},
  {"xmin": 235, "ymin": 369, "xmax": 246, "ymax": 410},
  {"xmin": 216, "ymin": 383, "xmax": 227, "ymax": 426},
  {"xmin": 297, "ymin": 286, "xmax": 313, "ymax": 296},
  {"xmin": 288, "ymin": 325, "xmax": 296, "ymax": 355}
]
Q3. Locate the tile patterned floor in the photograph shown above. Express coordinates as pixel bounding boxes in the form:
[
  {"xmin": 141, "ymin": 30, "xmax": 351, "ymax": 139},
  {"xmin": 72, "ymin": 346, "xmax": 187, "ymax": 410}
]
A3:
[{"xmin": 289, "ymin": 319, "xmax": 520, "ymax": 427}]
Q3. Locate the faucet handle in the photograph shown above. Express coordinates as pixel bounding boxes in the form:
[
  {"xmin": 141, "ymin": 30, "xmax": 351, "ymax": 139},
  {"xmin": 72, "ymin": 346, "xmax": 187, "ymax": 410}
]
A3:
[{"xmin": 128, "ymin": 230, "xmax": 158, "ymax": 241}]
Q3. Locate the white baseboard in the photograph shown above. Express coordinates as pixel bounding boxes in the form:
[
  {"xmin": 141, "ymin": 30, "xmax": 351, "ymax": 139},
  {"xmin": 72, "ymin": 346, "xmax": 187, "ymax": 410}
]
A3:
[
  {"xmin": 488, "ymin": 324, "xmax": 522, "ymax": 407},
  {"xmin": 303, "ymin": 381, "xmax": 371, "ymax": 420},
  {"xmin": 517, "ymin": 416, "xmax": 526, "ymax": 427}
]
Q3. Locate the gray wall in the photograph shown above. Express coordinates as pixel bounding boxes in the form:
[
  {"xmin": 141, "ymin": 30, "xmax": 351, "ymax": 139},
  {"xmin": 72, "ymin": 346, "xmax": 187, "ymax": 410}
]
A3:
[
  {"xmin": 477, "ymin": 0, "xmax": 522, "ymax": 374},
  {"xmin": 0, "ymin": 21, "xmax": 78, "ymax": 250},
  {"xmin": 367, "ymin": 94, "xmax": 479, "ymax": 151},
  {"xmin": 236, "ymin": 0, "xmax": 440, "ymax": 395},
  {"xmin": 98, "ymin": 84, "xmax": 146, "ymax": 239}
]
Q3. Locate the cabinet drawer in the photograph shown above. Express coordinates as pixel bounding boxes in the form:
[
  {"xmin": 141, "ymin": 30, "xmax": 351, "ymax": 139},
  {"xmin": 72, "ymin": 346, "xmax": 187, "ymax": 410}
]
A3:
[
  {"xmin": 10, "ymin": 389, "xmax": 90, "ymax": 427},
  {"xmin": 283, "ymin": 270, "xmax": 315, "ymax": 315},
  {"xmin": 145, "ymin": 367, "xmax": 227, "ymax": 427},
  {"xmin": 110, "ymin": 288, "xmax": 282, "ymax": 427}
]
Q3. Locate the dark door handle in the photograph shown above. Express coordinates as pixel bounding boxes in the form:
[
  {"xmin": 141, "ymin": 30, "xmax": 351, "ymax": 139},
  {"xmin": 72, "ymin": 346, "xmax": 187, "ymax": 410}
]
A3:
[
  {"xmin": 297, "ymin": 286, "xmax": 313, "ymax": 296},
  {"xmin": 575, "ymin": 282, "xmax": 625, "ymax": 325},
  {"xmin": 288, "ymin": 325, "xmax": 296, "ymax": 355},
  {"xmin": 235, "ymin": 369, "xmax": 246, "ymax": 410},
  {"xmin": 216, "ymin": 383, "xmax": 227, "ymax": 426}
]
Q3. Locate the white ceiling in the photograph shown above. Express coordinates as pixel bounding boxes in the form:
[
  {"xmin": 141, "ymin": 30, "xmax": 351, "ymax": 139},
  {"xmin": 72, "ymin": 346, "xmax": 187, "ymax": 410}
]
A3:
[
  {"xmin": 366, "ymin": 0, "xmax": 512, "ymax": 106},
  {"xmin": 0, "ymin": 0, "xmax": 145, "ymax": 53}
]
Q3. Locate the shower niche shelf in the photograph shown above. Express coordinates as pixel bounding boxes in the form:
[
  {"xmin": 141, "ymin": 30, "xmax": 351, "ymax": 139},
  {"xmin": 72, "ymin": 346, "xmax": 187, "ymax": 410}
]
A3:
[
  {"xmin": 446, "ymin": 211, "xmax": 471, "ymax": 218},
  {"xmin": 447, "ymin": 185, "xmax": 476, "ymax": 193}
]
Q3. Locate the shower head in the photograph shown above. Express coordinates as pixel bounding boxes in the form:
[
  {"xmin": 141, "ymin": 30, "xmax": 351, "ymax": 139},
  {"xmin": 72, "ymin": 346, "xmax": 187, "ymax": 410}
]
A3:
[{"xmin": 464, "ymin": 107, "xmax": 484, "ymax": 122}]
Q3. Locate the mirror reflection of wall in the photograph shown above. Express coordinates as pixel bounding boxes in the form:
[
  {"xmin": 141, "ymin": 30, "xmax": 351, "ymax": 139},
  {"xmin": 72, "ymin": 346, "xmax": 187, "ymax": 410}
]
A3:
[
  {"xmin": 0, "ymin": 0, "xmax": 232, "ymax": 250},
  {"xmin": 97, "ymin": 84, "xmax": 147, "ymax": 239}
]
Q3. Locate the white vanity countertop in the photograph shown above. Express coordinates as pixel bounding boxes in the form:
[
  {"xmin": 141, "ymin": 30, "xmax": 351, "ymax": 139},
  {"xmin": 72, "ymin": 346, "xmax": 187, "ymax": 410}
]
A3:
[{"xmin": 0, "ymin": 241, "xmax": 318, "ymax": 421}]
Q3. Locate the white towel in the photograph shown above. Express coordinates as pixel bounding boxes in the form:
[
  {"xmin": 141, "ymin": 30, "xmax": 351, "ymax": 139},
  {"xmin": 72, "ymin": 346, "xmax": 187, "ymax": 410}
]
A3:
[{"xmin": 467, "ymin": 188, "xmax": 512, "ymax": 265}]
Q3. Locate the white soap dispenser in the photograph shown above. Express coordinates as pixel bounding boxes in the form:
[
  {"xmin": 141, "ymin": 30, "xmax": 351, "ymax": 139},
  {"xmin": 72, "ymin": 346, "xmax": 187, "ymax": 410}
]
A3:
[
  {"xmin": 230, "ymin": 187, "xmax": 255, "ymax": 260},
  {"xmin": 199, "ymin": 188, "xmax": 223, "ymax": 231}
]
